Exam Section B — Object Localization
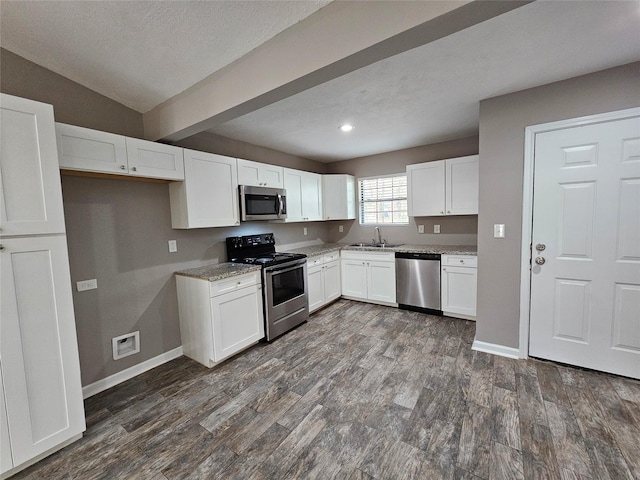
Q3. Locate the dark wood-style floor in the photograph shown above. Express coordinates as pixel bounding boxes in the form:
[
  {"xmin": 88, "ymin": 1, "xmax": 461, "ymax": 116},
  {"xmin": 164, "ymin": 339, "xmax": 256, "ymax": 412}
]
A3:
[{"xmin": 14, "ymin": 299, "xmax": 640, "ymax": 480}]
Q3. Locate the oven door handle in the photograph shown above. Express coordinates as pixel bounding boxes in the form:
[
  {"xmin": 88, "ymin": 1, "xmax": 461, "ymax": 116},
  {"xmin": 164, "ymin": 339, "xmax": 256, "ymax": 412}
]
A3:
[{"xmin": 266, "ymin": 262, "xmax": 305, "ymax": 275}]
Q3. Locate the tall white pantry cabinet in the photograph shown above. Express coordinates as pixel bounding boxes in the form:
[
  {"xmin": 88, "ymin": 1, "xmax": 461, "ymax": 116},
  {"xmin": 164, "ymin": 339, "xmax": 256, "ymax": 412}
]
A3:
[{"xmin": 0, "ymin": 94, "xmax": 86, "ymax": 477}]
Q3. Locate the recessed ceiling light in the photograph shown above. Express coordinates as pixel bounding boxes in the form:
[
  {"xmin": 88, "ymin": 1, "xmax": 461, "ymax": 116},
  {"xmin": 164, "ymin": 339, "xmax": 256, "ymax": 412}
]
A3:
[{"xmin": 339, "ymin": 124, "xmax": 354, "ymax": 132}]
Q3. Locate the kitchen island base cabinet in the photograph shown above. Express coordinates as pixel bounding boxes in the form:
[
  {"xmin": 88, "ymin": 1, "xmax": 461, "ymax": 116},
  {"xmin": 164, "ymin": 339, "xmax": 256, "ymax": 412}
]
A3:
[
  {"xmin": 176, "ymin": 272, "xmax": 264, "ymax": 367},
  {"xmin": 441, "ymin": 255, "xmax": 477, "ymax": 320},
  {"xmin": 341, "ymin": 251, "xmax": 397, "ymax": 306},
  {"xmin": 307, "ymin": 252, "xmax": 341, "ymax": 313}
]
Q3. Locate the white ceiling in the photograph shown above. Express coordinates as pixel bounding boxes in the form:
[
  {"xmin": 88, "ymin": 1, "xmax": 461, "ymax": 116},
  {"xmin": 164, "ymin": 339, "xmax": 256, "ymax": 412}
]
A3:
[
  {"xmin": 2, "ymin": 1, "xmax": 640, "ymax": 162},
  {"xmin": 0, "ymin": 0, "xmax": 331, "ymax": 112}
]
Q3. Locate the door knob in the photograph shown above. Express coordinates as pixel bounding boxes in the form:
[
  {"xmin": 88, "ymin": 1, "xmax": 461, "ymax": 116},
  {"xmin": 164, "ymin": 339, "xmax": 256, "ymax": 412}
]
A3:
[
  {"xmin": 536, "ymin": 243, "xmax": 546, "ymax": 252},
  {"xmin": 535, "ymin": 257, "xmax": 545, "ymax": 265}
]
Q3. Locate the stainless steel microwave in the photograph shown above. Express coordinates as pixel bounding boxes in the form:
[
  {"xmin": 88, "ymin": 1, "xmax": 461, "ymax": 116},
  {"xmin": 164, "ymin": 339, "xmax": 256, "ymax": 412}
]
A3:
[{"xmin": 239, "ymin": 185, "xmax": 287, "ymax": 221}]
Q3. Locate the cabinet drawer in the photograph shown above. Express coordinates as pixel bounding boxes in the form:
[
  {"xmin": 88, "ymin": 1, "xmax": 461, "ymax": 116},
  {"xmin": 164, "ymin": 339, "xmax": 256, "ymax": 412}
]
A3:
[
  {"xmin": 442, "ymin": 255, "xmax": 477, "ymax": 267},
  {"xmin": 341, "ymin": 250, "xmax": 395, "ymax": 262},
  {"xmin": 210, "ymin": 271, "xmax": 260, "ymax": 297},
  {"xmin": 323, "ymin": 251, "xmax": 340, "ymax": 263},
  {"xmin": 307, "ymin": 256, "xmax": 324, "ymax": 268}
]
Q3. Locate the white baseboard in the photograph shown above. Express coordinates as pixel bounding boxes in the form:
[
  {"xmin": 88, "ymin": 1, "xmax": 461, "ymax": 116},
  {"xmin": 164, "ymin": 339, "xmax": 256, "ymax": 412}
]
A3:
[
  {"xmin": 82, "ymin": 346, "xmax": 183, "ymax": 399},
  {"xmin": 472, "ymin": 339, "xmax": 521, "ymax": 359}
]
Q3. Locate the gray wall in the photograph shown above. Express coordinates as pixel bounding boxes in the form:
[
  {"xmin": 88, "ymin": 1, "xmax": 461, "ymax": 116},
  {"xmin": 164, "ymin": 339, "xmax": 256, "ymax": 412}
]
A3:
[
  {"xmin": 326, "ymin": 136, "xmax": 479, "ymax": 246},
  {"xmin": 476, "ymin": 62, "xmax": 640, "ymax": 349},
  {"xmin": 1, "ymin": 51, "xmax": 330, "ymax": 386},
  {"xmin": 1, "ymin": 48, "xmax": 144, "ymax": 137},
  {"xmin": 62, "ymin": 175, "xmax": 329, "ymax": 384},
  {"xmin": 178, "ymin": 132, "xmax": 328, "ymax": 174}
]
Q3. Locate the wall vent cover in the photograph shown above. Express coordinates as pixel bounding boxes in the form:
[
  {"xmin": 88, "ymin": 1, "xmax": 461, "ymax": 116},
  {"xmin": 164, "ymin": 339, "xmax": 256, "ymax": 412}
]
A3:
[{"xmin": 112, "ymin": 331, "xmax": 140, "ymax": 360}]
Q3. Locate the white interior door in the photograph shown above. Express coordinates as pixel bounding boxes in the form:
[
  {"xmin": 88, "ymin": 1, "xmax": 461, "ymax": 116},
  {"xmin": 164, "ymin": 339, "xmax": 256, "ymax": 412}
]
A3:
[{"xmin": 529, "ymin": 114, "xmax": 640, "ymax": 379}]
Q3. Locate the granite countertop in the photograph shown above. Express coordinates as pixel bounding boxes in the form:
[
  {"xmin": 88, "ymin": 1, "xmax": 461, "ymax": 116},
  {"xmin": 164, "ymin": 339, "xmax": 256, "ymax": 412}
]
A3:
[
  {"xmin": 175, "ymin": 262, "xmax": 261, "ymax": 282},
  {"xmin": 286, "ymin": 243, "xmax": 477, "ymax": 256},
  {"xmin": 284, "ymin": 243, "xmax": 345, "ymax": 258},
  {"xmin": 392, "ymin": 244, "xmax": 477, "ymax": 255}
]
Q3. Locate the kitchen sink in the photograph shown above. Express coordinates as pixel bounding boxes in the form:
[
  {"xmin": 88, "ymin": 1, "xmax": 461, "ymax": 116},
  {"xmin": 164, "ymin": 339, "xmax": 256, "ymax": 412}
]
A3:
[{"xmin": 349, "ymin": 243, "xmax": 400, "ymax": 248}]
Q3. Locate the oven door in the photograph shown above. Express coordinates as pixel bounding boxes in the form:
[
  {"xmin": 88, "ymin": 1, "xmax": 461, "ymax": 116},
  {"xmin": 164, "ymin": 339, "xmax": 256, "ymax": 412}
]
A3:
[
  {"xmin": 240, "ymin": 185, "xmax": 287, "ymax": 221},
  {"xmin": 264, "ymin": 259, "xmax": 308, "ymax": 337}
]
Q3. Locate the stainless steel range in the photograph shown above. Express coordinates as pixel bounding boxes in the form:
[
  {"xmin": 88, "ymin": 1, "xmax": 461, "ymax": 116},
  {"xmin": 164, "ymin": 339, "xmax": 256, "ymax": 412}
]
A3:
[{"xmin": 226, "ymin": 233, "xmax": 308, "ymax": 341}]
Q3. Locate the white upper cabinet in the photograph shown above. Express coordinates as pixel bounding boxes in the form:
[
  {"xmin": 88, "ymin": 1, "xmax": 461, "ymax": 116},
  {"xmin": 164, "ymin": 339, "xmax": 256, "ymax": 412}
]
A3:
[
  {"xmin": 169, "ymin": 150, "xmax": 239, "ymax": 229},
  {"xmin": 283, "ymin": 168, "xmax": 323, "ymax": 222},
  {"xmin": 124, "ymin": 137, "xmax": 184, "ymax": 180},
  {"xmin": 445, "ymin": 155, "xmax": 479, "ymax": 215},
  {"xmin": 322, "ymin": 174, "xmax": 356, "ymax": 220},
  {"xmin": 1, "ymin": 94, "xmax": 66, "ymax": 236},
  {"xmin": 407, "ymin": 155, "xmax": 478, "ymax": 216},
  {"xmin": 56, "ymin": 123, "xmax": 184, "ymax": 180},
  {"xmin": 407, "ymin": 160, "xmax": 445, "ymax": 217},
  {"xmin": 237, "ymin": 158, "xmax": 284, "ymax": 188}
]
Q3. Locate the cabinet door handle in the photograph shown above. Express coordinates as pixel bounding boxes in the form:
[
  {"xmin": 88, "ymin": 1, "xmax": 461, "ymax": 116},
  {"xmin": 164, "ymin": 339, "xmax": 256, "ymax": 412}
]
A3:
[
  {"xmin": 440, "ymin": 211, "xmax": 444, "ymax": 214},
  {"xmin": 131, "ymin": 166, "xmax": 137, "ymax": 172},
  {"xmin": 120, "ymin": 165, "xmax": 126, "ymax": 170},
  {"xmin": 0, "ymin": 244, "xmax": 4, "ymax": 251}
]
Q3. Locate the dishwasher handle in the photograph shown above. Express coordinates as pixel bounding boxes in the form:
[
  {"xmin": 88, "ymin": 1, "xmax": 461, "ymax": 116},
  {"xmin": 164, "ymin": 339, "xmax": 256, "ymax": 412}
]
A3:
[{"xmin": 395, "ymin": 252, "xmax": 441, "ymax": 261}]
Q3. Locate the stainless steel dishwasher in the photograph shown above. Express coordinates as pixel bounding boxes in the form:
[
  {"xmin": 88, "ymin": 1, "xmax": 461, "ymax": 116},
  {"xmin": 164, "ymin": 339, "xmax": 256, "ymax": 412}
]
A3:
[{"xmin": 395, "ymin": 252, "xmax": 442, "ymax": 315}]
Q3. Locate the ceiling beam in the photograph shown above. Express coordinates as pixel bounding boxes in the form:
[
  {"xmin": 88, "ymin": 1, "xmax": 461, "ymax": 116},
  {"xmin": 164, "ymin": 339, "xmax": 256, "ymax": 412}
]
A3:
[{"xmin": 143, "ymin": 0, "xmax": 532, "ymax": 142}]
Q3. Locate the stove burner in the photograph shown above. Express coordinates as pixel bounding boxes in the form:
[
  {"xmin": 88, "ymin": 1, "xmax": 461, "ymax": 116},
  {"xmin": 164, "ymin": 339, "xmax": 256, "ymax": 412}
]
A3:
[{"xmin": 226, "ymin": 235, "xmax": 305, "ymax": 267}]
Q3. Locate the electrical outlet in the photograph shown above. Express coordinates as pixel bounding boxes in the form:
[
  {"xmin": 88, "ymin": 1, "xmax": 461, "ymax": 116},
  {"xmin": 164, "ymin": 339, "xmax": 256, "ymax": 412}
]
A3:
[
  {"xmin": 168, "ymin": 240, "xmax": 177, "ymax": 252},
  {"xmin": 339, "ymin": 225, "xmax": 344, "ymax": 233},
  {"xmin": 494, "ymin": 224, "xmax": 506, "ymax": 238},
  {"xmin": 418, "ymin": 225, "xmax": 425, "ymax": 234},
  {"xmin": 434, "ymin": 225, "xmax": 441, "ymax": 234},
  {"xmin": 303, "ymin": 227, "xmax": 308, "ymax": 236},
  {"xmin": 77, "ymin": 279, "xmax": 97, "ymax": 292}
]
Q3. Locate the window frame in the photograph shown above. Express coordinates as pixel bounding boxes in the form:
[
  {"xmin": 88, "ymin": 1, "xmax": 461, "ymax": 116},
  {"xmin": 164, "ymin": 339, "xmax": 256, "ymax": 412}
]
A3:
[{"xmin": 358, "ymin": 173, "xmax": 409, "ymax": 226}]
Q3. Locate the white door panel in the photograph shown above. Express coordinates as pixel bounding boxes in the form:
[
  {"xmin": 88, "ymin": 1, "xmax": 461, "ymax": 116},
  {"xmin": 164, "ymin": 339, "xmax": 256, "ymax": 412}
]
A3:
[{"xmin": 529, "ymin": 114, "xmax": 640, "ymax": 379}]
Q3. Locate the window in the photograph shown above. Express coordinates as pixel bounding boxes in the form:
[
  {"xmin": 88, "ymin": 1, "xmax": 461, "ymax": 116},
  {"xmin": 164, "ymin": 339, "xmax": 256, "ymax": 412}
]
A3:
[{"xmin": 359, "ymin": 174, "xmax": 408, "ymax": 225}]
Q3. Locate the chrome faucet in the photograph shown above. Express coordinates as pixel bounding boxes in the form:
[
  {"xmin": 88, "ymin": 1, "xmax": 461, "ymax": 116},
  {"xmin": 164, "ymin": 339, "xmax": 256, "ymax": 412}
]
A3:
[{"xmin": 374, "ymin": 226, "xmax": 383, "ymax": 245}]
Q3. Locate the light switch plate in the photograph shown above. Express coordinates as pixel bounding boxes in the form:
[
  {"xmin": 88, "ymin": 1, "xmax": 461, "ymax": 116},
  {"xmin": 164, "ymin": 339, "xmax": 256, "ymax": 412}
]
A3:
[
  {"xmin": 434, "ymin": 225, "xmax": 440, "ymax": 234},
  {"xmin": 418, "ymin": 225, "xmax": 425, "ymax": 234},
  {"xmin": 494, "ymin": 224, "xmax": 506, "ymax": 238},
  {"xmin": 303, "ymin": 227, "xmax": 308, "ymax": 236},
  {"xmin": 168, "ymin": 240, "xmax": 177, "ymax": 252},
  {"xmin": 339, "ymin": 225, "xmax": 344, "ymax": 233}
]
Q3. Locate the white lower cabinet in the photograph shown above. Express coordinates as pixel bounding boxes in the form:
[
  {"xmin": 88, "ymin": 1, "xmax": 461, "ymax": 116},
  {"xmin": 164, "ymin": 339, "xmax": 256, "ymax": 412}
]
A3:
[
  {"xmin": 0, "ymin": 236, "xmax": 86, "ymax": 476},
  {"xmin": 341, "ymin": 251, "xmax": 396, "ymax": 305},
  {"xmin": 441, "ymin": 255, "xmax": 477, "ymax": 319},
  {"xmin": 307, "ymin": 252, "xmax": 341, "ymax": 313},
  {"xmin": 176, "ymin": 271, "xmax": 264, "ymax": 367},
  {"xmin": 1, "ymin": 365, "xmax": 13, "ymax": 474}
]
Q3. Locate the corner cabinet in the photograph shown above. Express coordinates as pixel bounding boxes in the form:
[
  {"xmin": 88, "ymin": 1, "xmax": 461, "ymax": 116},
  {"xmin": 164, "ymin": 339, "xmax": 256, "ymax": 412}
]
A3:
[
  {"xmin": 169, "ymin": 150, "xmax": 239, "ymax": 228},
  {"xmin": 441, "ymin": 255, "xmax": 477, "ymax": 320},
  {"xmin": 176, "ymin": 271, "xmax": 264, "ymax": 367},
  {"xmin": 407, "ymin": 155, "xmax": 478, "ymax": 216},
  {"xmin": 307, "ymin": 251, "xmax": 341, "ymax": 312},
  {"xmin": 341, "ymin": 250, "xmax": 396, "ymax": 305},
  {"xmin": 55, "ymin": 123, "xmax": 184, "ymax": 180},
  {"xmin": 322, "ymin": 174, "xmax": 356, "ymax": 220},
  {"xmin": 237, "ymin": 158, "xmax": 284, "ymax": 188},
  {"xmin": 1, "ymin": 94, "xmax": 85, "ymax": 477},
  {"xmin": 283, "ymin": 168, "xmax": 323, "ymax": 222}
]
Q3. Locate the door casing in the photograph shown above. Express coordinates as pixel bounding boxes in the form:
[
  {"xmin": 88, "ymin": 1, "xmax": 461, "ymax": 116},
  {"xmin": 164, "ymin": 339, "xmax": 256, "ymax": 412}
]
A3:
[{"xmin": 518, "ymin": 107, "xmax": 640, "ymax": 358}]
